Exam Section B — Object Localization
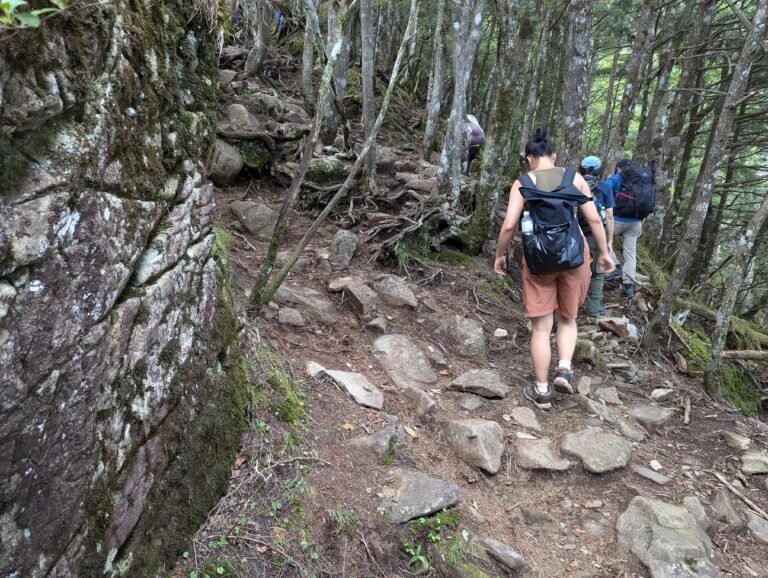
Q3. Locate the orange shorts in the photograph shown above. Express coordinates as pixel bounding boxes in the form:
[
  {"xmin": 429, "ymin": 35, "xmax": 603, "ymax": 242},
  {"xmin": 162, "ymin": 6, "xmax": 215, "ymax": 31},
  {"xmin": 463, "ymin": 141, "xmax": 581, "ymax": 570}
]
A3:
[{"xmin": 522, "ymin": 243, "xmax": 591, "ymax": 319}]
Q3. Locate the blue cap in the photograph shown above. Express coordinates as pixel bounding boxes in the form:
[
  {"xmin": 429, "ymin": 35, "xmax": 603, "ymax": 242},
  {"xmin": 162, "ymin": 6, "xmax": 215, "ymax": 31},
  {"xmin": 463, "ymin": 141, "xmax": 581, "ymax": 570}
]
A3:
[{"xmin": 581, "ymin": 155, "xmax": 601, "ymax": 171}]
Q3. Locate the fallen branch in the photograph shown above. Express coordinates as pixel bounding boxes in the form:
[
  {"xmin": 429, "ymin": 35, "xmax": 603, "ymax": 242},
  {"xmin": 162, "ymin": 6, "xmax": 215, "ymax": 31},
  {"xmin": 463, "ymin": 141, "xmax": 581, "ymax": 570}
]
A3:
[
  {"xmin": 721, "ymin": 350, "xmax": 768, "ymax": 360},
  {"xmin": 683, "ymin": 396, "xmax": 691, "ymax": 425},
  {"xmin": 711, "ymin": 470, "xmax": 768, "ymax": 521}
]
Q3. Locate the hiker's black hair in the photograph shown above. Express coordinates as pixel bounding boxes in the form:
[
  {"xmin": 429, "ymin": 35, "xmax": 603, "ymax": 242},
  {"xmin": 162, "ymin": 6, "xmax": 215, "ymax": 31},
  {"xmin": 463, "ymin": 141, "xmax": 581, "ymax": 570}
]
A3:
[{"xmin": 524, "ymin": 128, "xmax": 555, "ymax": 159}]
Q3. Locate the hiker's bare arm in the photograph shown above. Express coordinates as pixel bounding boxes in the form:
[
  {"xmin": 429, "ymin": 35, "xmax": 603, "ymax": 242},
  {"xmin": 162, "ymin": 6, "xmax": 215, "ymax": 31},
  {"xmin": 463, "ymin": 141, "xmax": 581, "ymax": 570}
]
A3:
[
  {"xmin": 494, "ymin": 180, "xmax": 525, "ymax": 274},
  {"xmin": 575, "ymin": 174, "xmax": 615, "ymax": 274},
  {"xmin": 605, "ymin": 207, "xmax": 614, "ymax": 252}
]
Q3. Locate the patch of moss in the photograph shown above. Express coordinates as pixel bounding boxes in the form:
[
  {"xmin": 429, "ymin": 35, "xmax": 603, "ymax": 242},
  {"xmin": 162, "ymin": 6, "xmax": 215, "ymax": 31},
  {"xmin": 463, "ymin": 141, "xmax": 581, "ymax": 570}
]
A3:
[
  {"xmin": 637, "ymin": 241, "xmax": 668, "ymax": 291},
  {"xmin": 479, "ymin": 276, "xmax": 519, "ymax": 304},
  {"xmin": 430, "ymin": 250, "xmax": 472, "ymax": 267},
  {"xmin": 266, "ymin": 371, "xmax": 305, "ymax": 425}
]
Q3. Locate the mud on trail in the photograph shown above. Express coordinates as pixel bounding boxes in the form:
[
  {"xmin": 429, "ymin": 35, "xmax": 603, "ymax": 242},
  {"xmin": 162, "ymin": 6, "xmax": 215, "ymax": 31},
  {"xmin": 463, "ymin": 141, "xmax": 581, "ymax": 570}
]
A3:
[{"xmin": 168, "ymin": 164, "xmax": 768, "ymax": 578}]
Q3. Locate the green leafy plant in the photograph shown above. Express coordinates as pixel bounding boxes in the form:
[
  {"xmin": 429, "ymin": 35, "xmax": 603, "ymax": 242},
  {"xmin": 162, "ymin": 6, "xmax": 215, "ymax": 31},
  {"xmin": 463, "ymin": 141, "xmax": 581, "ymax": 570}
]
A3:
[
  {"xmin": 404, "ymin": 543, "xmax": 430, "ymax": 572},
  {"xmin": 0, "ymin": 0, "xmax": 67, "ymax": 29}
]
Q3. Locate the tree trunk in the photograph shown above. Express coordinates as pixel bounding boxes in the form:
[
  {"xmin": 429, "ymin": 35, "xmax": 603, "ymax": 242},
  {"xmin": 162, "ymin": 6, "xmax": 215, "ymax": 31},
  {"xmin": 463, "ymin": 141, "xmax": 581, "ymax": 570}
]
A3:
[
  {"xmin": 539, "ymin": 16, "xmax": 566, "ymax": 140},
  {"xmin": 558, "ymin": 0, "xmax": 592, "ymax": 169},
  {"xmin": 422, "ymin": 0, "xmax": 447, "ymax": 160},
  {"xmin": 705, "ymin": 192, "xmax": 768, "ymax": 390},
  {"xmin": 642, "ymin": 0, "xmax": 768, "ymax": 347},
  {"xmin": 360, "ymin": 0, "xmax": 376, "ymax": 190},
  {"xmin": 243, "ymin": 0, "xmax": 272, "ymax": 77},
  {"xmin": 519, "ymin": 4, "xmax": 553, "ymax": 153},
  {"xmin": 653, "ymin": 0, "xmax": 715, "ymax": 255},
  {"xmin": 459, "ymin": 0, "xmax": 522, "ymax": 254},
  {"xmin": 597, "ymin": 34, "xmax": 622, "ymax": 159},
  {"xmin": 434, "ymin": 0, "xmax": 487, "ymax": 202},
  {"xmin": 302, "ymin": 13, "xmax": 316, "ymax": 115},
  {"xmin": 319, "ymin": 1, "xmax": 355, "ymax": 145},
  {"xmin": 468, "ymin": 14, "xmax": 496, "ymax": 114},
  {"xmin": 606, "ymin": 0, "xmax": 653, "ymax": 169}
]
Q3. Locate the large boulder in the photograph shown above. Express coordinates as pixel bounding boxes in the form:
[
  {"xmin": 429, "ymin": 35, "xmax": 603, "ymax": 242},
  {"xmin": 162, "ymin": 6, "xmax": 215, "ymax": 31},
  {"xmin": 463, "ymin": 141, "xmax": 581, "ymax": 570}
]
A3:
[
  {"xmin": 436, "ymin": 315, "xmax": 486, "ymax": 357},
  {"xmin": 306, "ymin": 156, "xmax": 349, "ymax": 185},
  {"xmin": 617, "ymin": 497, "xmax": 719, "ymax": 578},
  {"xmin": 207, "ymin": 139, "xmax": 243, "ymax": 186},
  {"xmin": 372, "ymin": 334, "xmax": 437, "ymax": 390},
  {"xmin": 230, "ymin": 201, "xmax": 278, "ymax": 241},
  {"xmin": 216, "ymin": 103, "xmax": 263, "ymax": 137},
  {"xmin": 329, "ymin": 229, "xmax": 359, "ymax": 269}
]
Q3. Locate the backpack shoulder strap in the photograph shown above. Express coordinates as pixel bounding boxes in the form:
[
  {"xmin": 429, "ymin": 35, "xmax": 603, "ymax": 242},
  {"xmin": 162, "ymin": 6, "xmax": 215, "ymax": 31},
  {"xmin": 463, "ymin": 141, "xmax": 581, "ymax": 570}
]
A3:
[
  {"xmin": 518, "ymin": 172, "xmax": 536, "ymax": 190},
  {"xmin": 561, "ymin": 168, "xmax": 576, "ymax": 186}
]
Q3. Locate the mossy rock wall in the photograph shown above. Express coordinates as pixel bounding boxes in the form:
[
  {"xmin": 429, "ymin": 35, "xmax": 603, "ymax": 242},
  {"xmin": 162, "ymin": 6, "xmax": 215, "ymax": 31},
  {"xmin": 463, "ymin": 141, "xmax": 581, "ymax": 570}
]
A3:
[{"xmin": 0, "ymin": 3, "xmax": 246, "ymax": 576}]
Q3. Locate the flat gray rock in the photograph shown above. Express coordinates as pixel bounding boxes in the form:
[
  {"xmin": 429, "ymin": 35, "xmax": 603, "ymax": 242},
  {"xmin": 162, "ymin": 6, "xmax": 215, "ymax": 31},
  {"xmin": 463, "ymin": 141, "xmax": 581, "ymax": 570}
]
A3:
[
  {"xmin": 448, "ymin": 369, "xmax": 509, "ymax": 399},
  {"xmin": 651, "ymin": 388, "xmax": 674, "ymax": 402},
  {"xmin": 277, "ymin": 306, "xmax": 304, "ymax": 327},
  {"xmin": 747, "ymin": 512, "xmax": 768, "ymax": 543},
  {"xmin": 631, "ymin": 464, "xmax": 672, "ymax": 485},
  {"xmin": 403, "ymin": 386, "xmax": 436, "ymax": 415},
  {"xmin": 683, "ymin": 496, "xmax": 712, "ymax": 533},
  {"xmin": 445, "ymin": 419, "xmax": 504, "ymax": 474},
  {"xmin": 617, "ymin": 496, "xmax": 719, "ymax": 578},
  {"xmin": 325, "ymin": 370, "xmax": 384, "ymax": 410},
  {"xmin": 366, "ymin": 315, "xmax": 388, "ymax": 333},
  {"xmin": 231, "ymin": 200, "xmax": 278, "ymax": 241},
  {"xmin": 458, "ymin": 394, "xmax": 486, "ymax": 411},
  {"xmin": 327, "ymin": 275, "xmax": 365, "ymax": 292},
  {"xmin": 472, "ymin": 534, "xmax": 526, "ymax": 571},
  {"xmin": 373, "ymin": 275, "xmax": 418, "ymax": 308},
  {"xmin": 574, "ymin": 395, "xmax": 647, "ymax": 442},
  {"xmin": 436, "ymin": 315, "xmax": 486, "ymax": 357},
  {"xmin": 329, "ymin": 229, "xmax": 358, "ymax": 268},
  {"xmin": 273, "ymin": 284, "xmax": 336, "ymax": 323},
  {"xmin": 594, "ymin": 386, "xmax": 623, "ymax": 405},
  {"xmin": 378, "ymin": 468, "xmax": 461, "ymax": 523},
  {"xmin": 722, "ymin": 431, "xmax": 751, "ymax": 450},
  {"xmin": 350, "ymin": 424, "xmax": 405, "ymax": 459},
  {"xmin": 712, "ymin": 488, "xmax": 744, "ymax": 526},
  {"xmin": 741, "ymin": 450, "xmax": 768, "ymax": 474},
  {"xmin": 516, "ymin": 438, "xmax": 572, "ymax": 471},
  {"xmin": 372, "ymin": 334, "xmax": 437, "ymax": 390},
  {"xmin": 577, "ymin": 376, "xmax": 592, "ymax": 396},
  {"xmin": 626, "ymin": 405, "xmax": 675, "ymax": 432},
  {"xmin": 509, "ymin": 406, "xmax": 541, "ymax": 432},
  {"xmin": 344, "ymin": 283, "xmax": 378, "ymax": 316},
  {"xmin": 560, "ymin": 428, "xmax": 631, "ymax": 473}
]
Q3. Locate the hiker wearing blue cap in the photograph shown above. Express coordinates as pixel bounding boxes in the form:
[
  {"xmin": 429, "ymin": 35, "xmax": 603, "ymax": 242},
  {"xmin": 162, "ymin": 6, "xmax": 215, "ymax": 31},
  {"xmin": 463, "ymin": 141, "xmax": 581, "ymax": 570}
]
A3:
[{"xmin": 578, "ymin": 156, "xmax": 614, "ymax": 317}]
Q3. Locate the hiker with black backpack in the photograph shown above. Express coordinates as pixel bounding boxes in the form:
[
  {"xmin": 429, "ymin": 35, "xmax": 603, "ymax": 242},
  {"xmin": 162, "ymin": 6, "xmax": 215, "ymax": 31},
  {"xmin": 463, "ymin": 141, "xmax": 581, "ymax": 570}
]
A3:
[
  {"xmin": 578, "ymin": 155, "xmax": 614, "ymax": 317},
  {"xmin": 466, "ymin": 114, "xmax": 485, "ymax": 175},
  {"xmin": 601, "ymin": 159, "xmax": 656, "ymax": 297},
  {"xmin": 494, "ymin": 129, "xmax": 614, "ymax": 411}
]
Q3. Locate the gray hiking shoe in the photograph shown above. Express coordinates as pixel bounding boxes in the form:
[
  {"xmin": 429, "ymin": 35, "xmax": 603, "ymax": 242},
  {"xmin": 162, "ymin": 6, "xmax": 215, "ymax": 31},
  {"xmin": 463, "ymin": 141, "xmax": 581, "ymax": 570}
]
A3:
[
  {"xmin": 553, "ymin": 369, "xmax": 574, "ymax": 394},
  {"xmin": 524, "ymin": 383, "xmax": 552, "ymax": 411}
]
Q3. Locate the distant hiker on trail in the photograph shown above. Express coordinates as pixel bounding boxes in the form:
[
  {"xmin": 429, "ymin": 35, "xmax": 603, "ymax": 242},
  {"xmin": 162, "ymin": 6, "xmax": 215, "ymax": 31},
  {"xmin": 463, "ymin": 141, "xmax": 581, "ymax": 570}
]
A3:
[
  {"xmin": 465, "ymin": 114, "xmax": 485, "ymax": 176},
  {"xmin": 494, "ymin": 129, "xmax": 614, "ymax": 411},
  {"xmin": 600, "ymin": 159, "xmax": 655, "ymax": 298},
  {"xmin": 578, "ymin": 155, "xmax": 614, "ymax": 317}
]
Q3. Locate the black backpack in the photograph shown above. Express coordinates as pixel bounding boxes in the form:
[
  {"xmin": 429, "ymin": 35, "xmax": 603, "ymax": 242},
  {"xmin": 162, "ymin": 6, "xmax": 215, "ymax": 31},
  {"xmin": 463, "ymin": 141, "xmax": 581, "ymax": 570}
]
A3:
[
  {"xmin": 518, "ymin": 168, "xmax": 589, "ymax": 275},
  {"xmin": 615, "ymin": 161, "xmax": 656, "ymax": 219},
  {"xmin": 578, "ymin": 175, "xmax": 606, "ymax": 232}
]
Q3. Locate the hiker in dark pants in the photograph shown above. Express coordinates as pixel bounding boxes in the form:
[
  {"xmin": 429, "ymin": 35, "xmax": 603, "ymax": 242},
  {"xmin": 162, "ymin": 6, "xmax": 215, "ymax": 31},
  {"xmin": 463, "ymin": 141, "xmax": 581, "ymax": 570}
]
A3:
[
  {"xmin": 578, "ymin": 156, "xmax": 614, "ymax": 317},
  {"xmin": 494, "ymin": 129, "xmax": 614, "ymax": 411},
  {"xmin": 600, "ymin": 159, "xmax": 639, "ymax": 297},
  {"xmin": 466, "ymin": 114, "xmax": 485, "ymax": 175}
]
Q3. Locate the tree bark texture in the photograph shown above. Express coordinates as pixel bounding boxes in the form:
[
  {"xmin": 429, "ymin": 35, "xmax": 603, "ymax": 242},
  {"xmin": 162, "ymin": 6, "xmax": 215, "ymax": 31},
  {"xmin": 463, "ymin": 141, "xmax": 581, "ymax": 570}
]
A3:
[
  {"xmin": 642, "ymin": 0, "xmax": 768, "ymax": 347},
  {"xmin": 606, "ymin": 0, "xmax": 654, "ymax": 169},
  {"xmin": 243, "ymin": 0, "xmax": 272, "ymax": 77},
  {"xmin": 435, "ymin": 0, "xmax": 487, "ymax": 202},
  {"xmin": 520, "ymin": 6, "xmax": 553, "ymax": 154},
  {"xmin": 558, "ymin": 0, "xmax": 592, "ymax": 169},
  {"xmin": 319, "ymin": 1, "xmax": 355, "ymax": 145},
  {"xmin": 460, "ymin": 0, "xmax": 521, "ymax": 254},
  {"xmin": 302, "ymin": 13, "xmax": 316, "ymax": 115},
  {"xmin": 597, "ymin": 34, "xmax": 622, "ymax": 159},
  {"xmin": 360, "ymin": 0, "xmax": 376, "ymax": 189},
  {"xmin": 422, "ymin": 0, "xmax": 447, "ymax": 160}
]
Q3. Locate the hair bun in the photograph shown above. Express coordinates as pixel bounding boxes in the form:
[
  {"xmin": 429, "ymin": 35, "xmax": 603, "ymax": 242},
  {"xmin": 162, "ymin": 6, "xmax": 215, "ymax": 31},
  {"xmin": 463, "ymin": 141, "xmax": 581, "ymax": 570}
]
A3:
[{"xmin": 534, "ymin": 127, "xmax": 548, "ymax": 142}]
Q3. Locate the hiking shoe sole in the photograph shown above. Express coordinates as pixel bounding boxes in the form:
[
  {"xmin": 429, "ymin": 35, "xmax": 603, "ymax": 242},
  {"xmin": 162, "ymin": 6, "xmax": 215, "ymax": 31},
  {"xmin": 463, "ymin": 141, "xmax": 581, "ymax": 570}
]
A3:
[
  {"xmin": 523, "ymin": 383, "xmax": 552, "ymax": 411},
  {"xmin": 553, "ymin": 372, "xmax": 574, "ymax": 394}
]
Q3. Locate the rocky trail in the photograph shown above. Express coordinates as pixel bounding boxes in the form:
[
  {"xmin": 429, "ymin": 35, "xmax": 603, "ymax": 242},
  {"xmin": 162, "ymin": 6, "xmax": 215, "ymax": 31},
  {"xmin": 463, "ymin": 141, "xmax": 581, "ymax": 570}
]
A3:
[{"xmin": 174, "ymin": 49, "xmax": 768, "ymax": 578}]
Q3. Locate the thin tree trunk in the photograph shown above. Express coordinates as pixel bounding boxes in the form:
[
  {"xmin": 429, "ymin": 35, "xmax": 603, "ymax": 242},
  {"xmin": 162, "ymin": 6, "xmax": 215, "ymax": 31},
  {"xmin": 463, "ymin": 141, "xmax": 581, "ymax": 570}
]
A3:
[
  {"xmin": 319, "ymin": 1, "xmax": 355, "ymax": 145},
  {"xmin": 642, "ymin": 0, "xmax": 768, "ymax": 347},
  {"xmin": 255, "ymin": 0, "xmax": 419, "ymax": 309},
  {"xmin": 597, "ymin": 34, "xmax": 622, "ymax": 159},
  {"xmin": 606, "ymin": 0, "xmax": 653, "ymax": 169},
  {"xmin": 653, "ymin": 0, "xmax": 715, "ymax": 254},
  {"xmin": 558, "ymin": 0, "xmax": 592, "ymax": 169},
  {"xmin": 302, "ymin": 14, "xmax": 316, "ymax": 115},
  {"xmin": 459, "ymin": 0, "xmax": 522, "ymax": 254},
  {"xmin": 243, "ymin": 0, "xmax": 271, "ymax": 77},
  {"xmin": 360, "ymin": 0, "xmax": 376, "ymax": 191},
  {"xmin": 423, "ymin": 0, "xmax": 447, "ymax": 160},
  {"xmin": 519, "ymin": 8, "xmax": 552, "ymax": 154},
  {"xmin": 469, "ymin": 14, "xmax": 496, "ymax": 114},
  {"xmin": 705, "ymin": 193, "xmax": 768, "ymax": 390},
  {"xmin": 249, "ymin": 12, "xmax": 349, "ymax": 311},
  {"xmin": 541, "ymin": 17, "xmax": 567, "ymax": 140},
  {"xmin": 434, "ymin": 0, "xmax": 487, "ymax": 202}
]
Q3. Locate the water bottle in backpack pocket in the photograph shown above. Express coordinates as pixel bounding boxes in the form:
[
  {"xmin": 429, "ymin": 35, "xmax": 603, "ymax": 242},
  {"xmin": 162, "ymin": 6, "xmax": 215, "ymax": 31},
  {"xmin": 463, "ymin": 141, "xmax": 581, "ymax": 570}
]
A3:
[
  {"xmin": 615, "ymin": 161, "xmax": 656, "ymax": 219},
  {"xmin": 518, "ymin": 169, "xmax": 589, "ymax": 275}
]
